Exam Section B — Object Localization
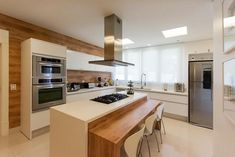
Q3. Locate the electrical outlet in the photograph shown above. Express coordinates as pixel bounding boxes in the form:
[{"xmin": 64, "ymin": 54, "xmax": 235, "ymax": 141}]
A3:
[{"xmin": 10, "ymin": 84, "xmax": 17, "ymax": 91}]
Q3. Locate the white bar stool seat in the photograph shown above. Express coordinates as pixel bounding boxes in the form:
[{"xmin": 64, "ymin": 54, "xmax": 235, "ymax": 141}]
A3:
[{"xmin": 124, "ymin": 125, "xmax": 145, "ymax": 157}]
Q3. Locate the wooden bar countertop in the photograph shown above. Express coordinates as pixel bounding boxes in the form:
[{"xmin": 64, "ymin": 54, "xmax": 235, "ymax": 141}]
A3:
[{"xmin": 88, "ymin": 96, "xmax": 161, "ymax": 157}]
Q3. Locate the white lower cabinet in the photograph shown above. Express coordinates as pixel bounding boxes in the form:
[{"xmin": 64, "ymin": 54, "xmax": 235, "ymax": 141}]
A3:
[
  {"xmin": 150, "ymin": 92, "xmax": 187, "ymax": 104},
  {"xmin": 31, "ymin": 110, "xmax": 49, "ymax": 131},
  {"xmin": 160, "ymin": 101, "xmax": 188, "ymax": 117},
  {"xmin": 149, "ymin": 92, "xmax": 188, "ymax": 119},
  {"xmin": 116, "ymin": 87, "xmax": 188, "ymax": 119}
]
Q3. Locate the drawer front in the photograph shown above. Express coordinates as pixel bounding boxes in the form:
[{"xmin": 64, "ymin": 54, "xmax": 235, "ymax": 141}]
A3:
[
  {"xmin": 31, "ymin": 110, "xmax": 50, "ymax": 131},
  {"xmin": 163, "ymin": 101, "xmax": 188, "ymax": 117},
  {"xmin": 150, "ymin": 92, "xmax": 188, "ymax": 104}
]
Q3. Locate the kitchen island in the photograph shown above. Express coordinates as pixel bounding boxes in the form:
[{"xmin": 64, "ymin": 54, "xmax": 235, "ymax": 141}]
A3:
[{"xmin": 50, "ymin": 92, "xmax": 160, "ymax": 157}]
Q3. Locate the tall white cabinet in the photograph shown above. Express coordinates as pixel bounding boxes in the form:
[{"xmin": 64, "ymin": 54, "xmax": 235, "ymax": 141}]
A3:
[{"xmin": 21, "ymin": 38, "xmax": 66, "ymax": 139}]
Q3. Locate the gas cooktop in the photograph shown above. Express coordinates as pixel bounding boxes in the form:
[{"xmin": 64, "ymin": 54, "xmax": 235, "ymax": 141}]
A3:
[{"xmin": 91, "ymin": 93, "xmax": 129, "ymax": 104}]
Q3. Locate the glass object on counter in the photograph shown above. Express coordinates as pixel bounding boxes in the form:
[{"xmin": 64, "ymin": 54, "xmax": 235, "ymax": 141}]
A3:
[
  {"xmin": 127, "ymin": 80, "xmax": 134, "ymax": 95},
  {"xmin": 97, "ymin": 77, "xmax": 103, "ymax": 87},
  {"xmin": 223, "ymin": 58, "xmax": 235, "ymax": 125},
  {"xmin": 115, "ymin": 79, "xmax": 119, "ymax": 86},
  {"xmin": 108, "ymin": 79, "xmax": 114, "ymax": 86},
  {"xmin": 163, "ymin": 83, "xmax": 168, "ymax": 91},
  {"xmin": 174, "ymin": 83, "xmax": 185, "ymax": 92},
  {"xmin": 103, "ymin": 78, "xmax": 108, "ymax": 87}
]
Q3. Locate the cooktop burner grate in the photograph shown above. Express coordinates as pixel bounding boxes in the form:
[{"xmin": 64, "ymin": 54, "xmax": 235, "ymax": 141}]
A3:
[{"xmin": 91, "ymin": 93, "xmax": 129, "ymax": 104}]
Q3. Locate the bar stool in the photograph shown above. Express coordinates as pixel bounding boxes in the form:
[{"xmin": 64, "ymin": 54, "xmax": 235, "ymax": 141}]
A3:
[
  {"xmin": 124, "ymin": 125, "xmax": 145, "ymax": 157},
  {"xmin": 143, "ymin": 113, "xmax": 160, "ymax": 157},
  {"xmin": 155, "ymin": 103, "xmax": 166, "ymax": 145}
]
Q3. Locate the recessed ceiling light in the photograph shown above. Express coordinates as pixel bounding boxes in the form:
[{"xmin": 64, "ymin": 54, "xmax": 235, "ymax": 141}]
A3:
[
  {"xmin": 224, "ymin": 16, "xmax": 235, "ymax": 28},
  {"xmin": 122, "ymin": 38, "xmax": 135, "ymax": 45},
  {"xmin": 147, "ymin": 44, "xmax": 151, "ymax": 46},
  {"xmin": 162, "ymin": 26, "xmax": 188, "ymax": 38}
]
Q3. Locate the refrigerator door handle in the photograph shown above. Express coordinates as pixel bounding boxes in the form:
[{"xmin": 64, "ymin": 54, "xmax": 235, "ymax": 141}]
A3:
[{"xmin": 211, "ymin": 82, "xmax": 213, "ymax": 101}]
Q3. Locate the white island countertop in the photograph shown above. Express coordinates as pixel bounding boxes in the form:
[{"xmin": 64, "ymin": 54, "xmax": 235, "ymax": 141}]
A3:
[{"xmin": 51, "ymin": 92, "xmax": 147, "ymax": 123}]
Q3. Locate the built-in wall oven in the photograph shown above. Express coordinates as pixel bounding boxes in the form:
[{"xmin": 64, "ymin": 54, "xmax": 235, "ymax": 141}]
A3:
[{"xmin": 32, "ymin": 54, "xmax": 66, "ymax": 112}]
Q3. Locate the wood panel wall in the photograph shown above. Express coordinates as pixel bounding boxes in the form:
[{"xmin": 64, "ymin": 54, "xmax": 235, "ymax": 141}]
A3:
[
  {"xmin": 67, "ymin": 70, "xmax": 112, "ymax": 83},
  {"xmin": 0, "ymin": 13, "xmax": 104, "ymax": 128}
]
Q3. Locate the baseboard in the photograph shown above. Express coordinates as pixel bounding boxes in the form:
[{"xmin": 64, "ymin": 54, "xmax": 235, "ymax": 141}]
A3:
[
  {"xmin": 32, "ymin": 126, "xmax": 50, "ymax": 138},
  {"xmin": 164, "ymin": 112, "xmax": 188, "ymax": 122},
  {"xmin": 9, "ymin": 126, "xmax": 20, "ymax": 134},
  {"xmin": 0, "ymin": 121, "xmax": 9, "ymax": 136}
]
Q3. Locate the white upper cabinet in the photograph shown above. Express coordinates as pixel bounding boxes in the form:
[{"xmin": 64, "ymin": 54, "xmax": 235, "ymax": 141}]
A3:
[
  {"xmin": 67, "ymin": 50, "xmax": 114, "ymax": 72},
  {"xmin": 24, "ymin": 38, "xmax": 67, "ymax": 58},
  {"xmin": 183, "ymin": 40, "xmax": 213, "ymax": 54}
]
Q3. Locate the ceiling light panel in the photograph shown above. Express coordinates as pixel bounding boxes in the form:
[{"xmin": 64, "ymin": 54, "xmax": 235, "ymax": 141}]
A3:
[
  {"xmin": 122, "ymin": 38, "xmax": 135, "ymax": 45},
  {"xmin": 162, "ymin": 26, "xmax": 188, "ymax": 38}
]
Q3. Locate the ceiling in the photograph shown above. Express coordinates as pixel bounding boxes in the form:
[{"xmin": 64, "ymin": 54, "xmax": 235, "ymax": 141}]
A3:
[{"xmin": 0, "ymin": 0, "xmax": 213, "ymax": 49}]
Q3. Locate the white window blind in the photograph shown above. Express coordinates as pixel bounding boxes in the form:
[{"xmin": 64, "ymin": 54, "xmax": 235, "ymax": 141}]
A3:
[
  {"xmin": 124, "ymin": 49, "xmax": 142, "ymax": 81},
  {"xmin": 142, "ymin": 47, "xmax": 159, "ymax": 82},
  {"xmin": 158, "ymin": 45, "xmax": 183, "ymax": 83},
  {"xmin": 115, "ymin": 44, "xmax": 185, "ymax": 86}
]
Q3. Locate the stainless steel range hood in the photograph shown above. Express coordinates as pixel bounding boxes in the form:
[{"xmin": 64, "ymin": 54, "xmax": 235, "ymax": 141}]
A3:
[{"xmin": 89, "ymin": 14, "xmax": 134, "ymax": 66}]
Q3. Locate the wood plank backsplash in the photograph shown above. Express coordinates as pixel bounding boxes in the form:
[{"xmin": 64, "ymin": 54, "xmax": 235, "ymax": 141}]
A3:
[
  {"xmin": 67, "ymin": 70, "xmax": 112, "ymax": 83},
  {"xmin": 0, "ymin": 13, "xmax": 104, "ymax": 128}
]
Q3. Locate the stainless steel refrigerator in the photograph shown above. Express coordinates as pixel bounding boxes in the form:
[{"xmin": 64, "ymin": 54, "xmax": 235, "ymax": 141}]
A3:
[{"xmin": 189, "ymin": 55, "xmax": 213, "ymax": 129}]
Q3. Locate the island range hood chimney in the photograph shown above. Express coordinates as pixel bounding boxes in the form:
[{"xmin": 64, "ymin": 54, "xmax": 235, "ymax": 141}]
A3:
[{"xmin": 89, "ymin": 14, "xmax": 134, "ymax": 66}]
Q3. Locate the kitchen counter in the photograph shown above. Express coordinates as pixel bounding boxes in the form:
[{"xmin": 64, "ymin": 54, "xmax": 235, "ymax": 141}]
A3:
[
  {"xmin": 66, "ymin": 85, "xmax": 188, "ymax": 96},
  {"xmin": 53, "ymin": 92, "xmax": 147, "ymax": 122},
  {"xmin": 116, "ymin": 86, "xmax": 188, "ymax": 96},
  {"xmin": 50, "ymin": 92, "xmax": 150, "ymax": 157},
  {"xmin": 66, "ymin": 86, "xmax": 115, "ymax": 95},
  {"xmin": 88, "ymin": 99, "xmax": 160, "ymax": 157}
]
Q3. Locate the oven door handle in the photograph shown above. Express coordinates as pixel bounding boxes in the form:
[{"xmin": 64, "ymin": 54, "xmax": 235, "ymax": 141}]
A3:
[
  {"xmin": 38, "ymin": 62, "xmax": 63, "ymax": 67},
  {"xmin": 35, "ymin": 84, "xmax": 65, "ymax": 89}
]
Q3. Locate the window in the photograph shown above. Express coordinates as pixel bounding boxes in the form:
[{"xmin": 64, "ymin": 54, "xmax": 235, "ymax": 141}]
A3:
[
  {"xmin": 142, "ymin": 47, "xmax": 159, "ymax": 82},
  {"xmin": 115, "ymin": 44, "xmax": 185, "ymax": 86},
  {"xmin": 158, "ymin": 45, "xmax": 183, "ymax": 83},
  {"xmin": 115, "ymin": 66, "xmax": 125, "ymax": 80},
  {"xmin": 124, "ymin": 49, "xmax": 142, "ymax": 81}
]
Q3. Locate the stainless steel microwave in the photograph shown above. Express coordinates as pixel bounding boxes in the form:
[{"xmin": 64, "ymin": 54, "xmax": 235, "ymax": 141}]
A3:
[{"xmin": 32, "ymin": 55, "xmax": 66, "ymax": 78}]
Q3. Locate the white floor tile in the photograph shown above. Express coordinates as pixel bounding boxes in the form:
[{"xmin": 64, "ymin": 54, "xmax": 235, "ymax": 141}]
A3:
[{"xmin": 0, "ymin": 118, "xmax": 213, "ymax": 157}]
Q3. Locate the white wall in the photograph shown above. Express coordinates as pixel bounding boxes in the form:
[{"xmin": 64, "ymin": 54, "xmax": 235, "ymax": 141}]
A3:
[
  {"xmin": 183, "ymin": 39, "xmax": 213, "ymax": 54},
  {"xmin": 0, "ymin": 29, "xmax": 9, "ymax": 136},
  {"xmin": 213, "ymin": 0, "xmax": 235, "ymax": 157},
  {"xmin": 66, "ymin": 50, "xmax": 114, "ymax": 72}
]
